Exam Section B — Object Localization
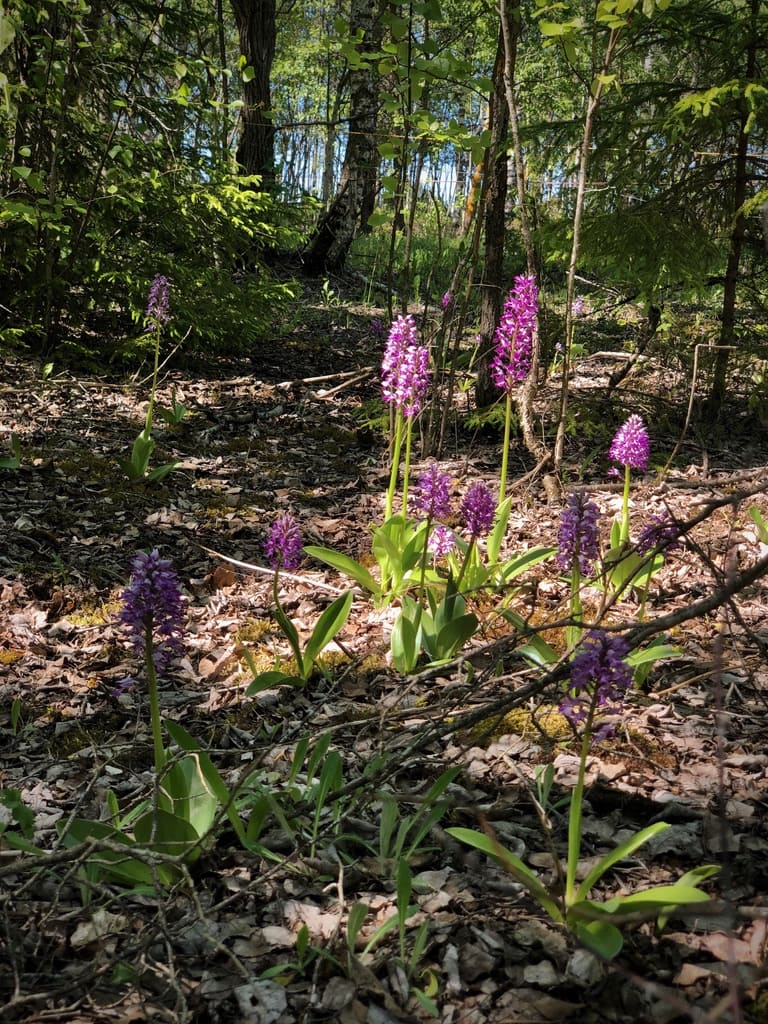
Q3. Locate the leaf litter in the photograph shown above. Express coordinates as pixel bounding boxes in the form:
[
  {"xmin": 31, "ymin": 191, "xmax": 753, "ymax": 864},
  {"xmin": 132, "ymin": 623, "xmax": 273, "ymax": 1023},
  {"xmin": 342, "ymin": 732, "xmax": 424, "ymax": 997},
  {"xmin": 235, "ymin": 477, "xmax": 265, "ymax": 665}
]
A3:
[{"xmin": 1, "ymin": 283, "xmax": 768, "ymax": 1023}]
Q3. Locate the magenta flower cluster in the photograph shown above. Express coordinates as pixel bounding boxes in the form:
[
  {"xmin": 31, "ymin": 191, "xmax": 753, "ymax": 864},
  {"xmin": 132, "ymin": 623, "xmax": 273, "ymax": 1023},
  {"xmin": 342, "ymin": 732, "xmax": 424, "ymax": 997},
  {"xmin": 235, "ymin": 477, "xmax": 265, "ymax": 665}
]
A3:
[
  {"xmin": 381, "ymin": 314, "xmax": 430, "ymax": 417},
  {"xmin": 490, "ymin": 275, "xmax": 538, "ymax": 391},
  {"xmin": 265, "ymin": 513, "xmax": 303, "ymax": 571},
  {"xmin": 609, "ymin": 414, "xmax": 650, "ymax": 472},
  {"xmin": 428, "ymin": 524, "xmax": 457, "ymax": 558},
  {"xmin": 411, "ymin": 462, "xmax": 453, "ymax": 521},
  {"xmin": 560, "ymin": 630, "xmax": 632, "ymax": 730},
  {"xmin": 118, "ymin": 549, "xmax": 185, "ymax": 670},
  {"xmin": 637, "ymin": 511, "xmax": 682, "ymax": 554},
  {"xmin": 557, "ymin": 492, "xmax": 600, "ymax": 576},
  {"xmin": 145, "ymin": 274, "xmax": 170, "ymax": 328},
  {"xmin": 461, "ymin": 480, "xmax": 496, "ymax": 538}
]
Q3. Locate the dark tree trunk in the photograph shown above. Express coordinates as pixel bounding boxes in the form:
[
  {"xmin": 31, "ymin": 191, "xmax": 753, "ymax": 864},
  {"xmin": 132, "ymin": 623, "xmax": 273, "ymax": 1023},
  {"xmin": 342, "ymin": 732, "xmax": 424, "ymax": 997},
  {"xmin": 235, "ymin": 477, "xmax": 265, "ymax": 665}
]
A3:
[
  {"xmin": 230, "ymin": 0, "xmax": 276, "ymax": 188},
  {"xmin": 474, "ymin": 31, "xmax": 510, "ymax": 408},
  {"xmin": 303, "ymin": 0, "xmax": 380, "ymax": 274},
  {"xmin": 706, "ymin": 0, "xmax": 758, "ymax": 418}
]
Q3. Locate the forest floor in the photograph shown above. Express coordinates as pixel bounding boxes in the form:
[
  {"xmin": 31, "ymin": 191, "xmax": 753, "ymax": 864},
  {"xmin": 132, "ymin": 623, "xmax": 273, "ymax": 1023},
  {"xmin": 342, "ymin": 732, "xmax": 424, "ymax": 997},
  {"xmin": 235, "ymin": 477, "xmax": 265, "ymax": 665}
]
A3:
[{"xmin": 1, "ymin": 277, "xmax": 768, "ymax": 1024}]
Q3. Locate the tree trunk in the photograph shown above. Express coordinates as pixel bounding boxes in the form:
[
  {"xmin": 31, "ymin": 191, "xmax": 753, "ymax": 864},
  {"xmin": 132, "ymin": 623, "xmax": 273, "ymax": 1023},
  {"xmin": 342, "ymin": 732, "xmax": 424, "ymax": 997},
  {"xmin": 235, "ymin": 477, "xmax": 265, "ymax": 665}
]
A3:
[
  {"xmin": 303, "ymin": 0, "xmax": 381, "ymax": 274},
  {"xmin": 706, "ymin": 0, "xmax": 758, "ymax": 417},
  {"xmin": 552, "ymin": 27, "xmax": 619, "ymax": 473},
  {"xmin": 498, "ymin": 0, "xmax": 558, "ymax": 500},
  {"xmin": 230, "ymin": 0, "xmax": 276, "ymax": 188},
  {"xmin": 474, "ymin": 30, "xmax": 510, "ymax": 408}
]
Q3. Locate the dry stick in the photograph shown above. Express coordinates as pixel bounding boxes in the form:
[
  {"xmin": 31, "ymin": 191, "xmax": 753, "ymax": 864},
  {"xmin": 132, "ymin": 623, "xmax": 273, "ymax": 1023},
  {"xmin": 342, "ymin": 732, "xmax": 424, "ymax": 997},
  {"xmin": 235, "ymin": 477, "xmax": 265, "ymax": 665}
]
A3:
[
  {"xmin": 313, "ymin": 369, "xmax": 375, "ymax": 399},
  {"xmin": 276, "ymin": 367, "xmax": 374, "ymax": 390},
  {"xmin": 198, "ymin": 544, "xmax": 346, "ymax": 594},
  {"xmin": 131, "ymin": 327, "xmax": 193, "ymax": 390},
  {"xmin": 663, "ymin": 343, "xmax": 737, "ymax": 474}
]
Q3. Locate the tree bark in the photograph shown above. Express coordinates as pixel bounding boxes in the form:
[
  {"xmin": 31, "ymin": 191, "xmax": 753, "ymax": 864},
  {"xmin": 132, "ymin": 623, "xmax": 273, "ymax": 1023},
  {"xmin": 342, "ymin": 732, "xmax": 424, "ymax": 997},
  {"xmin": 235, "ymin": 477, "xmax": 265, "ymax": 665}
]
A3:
[
  {"xmin": 706, "ymin": 0, "xmax": 758, "ymax": 417},
  {"xmin": 498, "ymin": 0, "xmax": 557, "ymax": 500},
  {"xmin": 474, "ymin": 30, "xmax": 510, "ymax": 408},
  {"xmin": 230, "ymin": 0, "xmax": 276, "ymax": 188},
  {"xmin": 303, "ymin": 0, "xmax": 381, "ymax": 274}
]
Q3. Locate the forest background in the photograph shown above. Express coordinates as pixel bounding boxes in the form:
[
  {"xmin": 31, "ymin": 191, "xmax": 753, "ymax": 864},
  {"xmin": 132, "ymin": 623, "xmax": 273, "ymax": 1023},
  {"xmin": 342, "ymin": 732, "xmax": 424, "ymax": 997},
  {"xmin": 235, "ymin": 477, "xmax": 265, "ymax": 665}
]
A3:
[
  {"xmin": 2, "ymin": 2, "xmax": 768, "ymax": 1022},
  {"xmin": 1, "ymin": 0, "xmax": 767, "ymax": 434}
]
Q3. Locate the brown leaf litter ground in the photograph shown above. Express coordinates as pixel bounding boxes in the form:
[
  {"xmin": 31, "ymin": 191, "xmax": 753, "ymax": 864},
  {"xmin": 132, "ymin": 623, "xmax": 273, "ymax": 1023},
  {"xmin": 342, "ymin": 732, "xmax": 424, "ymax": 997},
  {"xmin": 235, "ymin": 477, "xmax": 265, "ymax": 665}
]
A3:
[{"xmin": 1, "ymin": 280, "xmax": 768, "ymax": 1024}]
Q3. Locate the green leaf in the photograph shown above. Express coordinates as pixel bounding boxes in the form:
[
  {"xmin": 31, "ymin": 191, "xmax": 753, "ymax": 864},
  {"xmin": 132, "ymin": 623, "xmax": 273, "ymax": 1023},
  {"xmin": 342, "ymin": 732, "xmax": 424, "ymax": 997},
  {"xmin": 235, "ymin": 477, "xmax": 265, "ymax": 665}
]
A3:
[
  {"xmin": 134, "ymin": 806, "xmax": 201, "ymax": 857},
  {"xmin": 657, "ymin": 865, "xmax": 719, "ymax": 929},
  {"xmin": 246, "ymin": 669, "xmax": 303, "ymax": 694},
  {"xmin": 272, "ymin": 600, "xmax": 303, "ymax": 675},
  {"xmin": 749, "ymin": 505, "xmax": 768, "ymax": 543},
  {"xmin": 500, "ymin": 545, "xmax": 557, "ymax": 582},
  {"xmin": 303, "ymin": 591, "xmax": 353, "ymax": 667},
  {"xmin": 501, "ymin": 609, "xmax": 558, "ymax": 666},
  {"xmin": 575, "ymin": 918, "xmax": 624, "ymax": 958},
  {"xmin": 144, "ymin": 461, "xmax": 178, "ymax": 482},
  {"xmin": 446, "ymin": 827, "xmax": 563, "ymax": 922},
  {"xmin": 306, "ymin": 732, "xmax": 333, "ymax": 784},
  {"xmin": 124, "ymin": 431, "xmax": 154, "ymax": 478},
  {"xmin": 599, "ymin": 883, "xmax": 714, "ymax": 914},
  {"xmin": 626, "ymin": 643, "xmax": 681, "ymax": 666},
  {"xmin": 391, "ymin": 608, "xmax": 421, "ymax": 673},
  {"xmin": 163, "ymin": 721, "xmax": 245, "ymax": 843},
  {"xmin": 303, "ymin": 545, "xmax": 380, "ymax": 596},
  {"xmin": 487, "ymin": 495, "xmax": 513, "ymax": 566},
  {"xmin": 432, "ymin": 613, "xmax": 478, "ymax": 660},
  {"xmin": 58, "ymin": 819, "xmax": 159, "ymax": 886},
  {"xmin": 0, "ymin": 789, "xmax": 34, "ymax": 837},
  {"xmin": 575, "ymin": 823, "xmax": 669, "ymax": 900}
]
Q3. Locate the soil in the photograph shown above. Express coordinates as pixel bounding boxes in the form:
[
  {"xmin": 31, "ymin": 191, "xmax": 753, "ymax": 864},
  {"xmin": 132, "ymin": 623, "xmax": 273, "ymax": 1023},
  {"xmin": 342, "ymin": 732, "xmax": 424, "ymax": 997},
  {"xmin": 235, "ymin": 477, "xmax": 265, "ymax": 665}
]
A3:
[{"xmin": 1, "ymin": 276, "xmax": 768, "ymax": 1024}]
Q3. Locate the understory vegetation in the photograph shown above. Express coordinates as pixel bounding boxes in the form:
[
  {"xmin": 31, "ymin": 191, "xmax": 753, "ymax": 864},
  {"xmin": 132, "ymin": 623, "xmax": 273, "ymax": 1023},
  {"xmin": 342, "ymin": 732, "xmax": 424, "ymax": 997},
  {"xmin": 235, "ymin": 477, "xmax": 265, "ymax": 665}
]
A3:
[{"xmin": 2, "ymin": 0, "xmax": 768, "ymax": 1021}]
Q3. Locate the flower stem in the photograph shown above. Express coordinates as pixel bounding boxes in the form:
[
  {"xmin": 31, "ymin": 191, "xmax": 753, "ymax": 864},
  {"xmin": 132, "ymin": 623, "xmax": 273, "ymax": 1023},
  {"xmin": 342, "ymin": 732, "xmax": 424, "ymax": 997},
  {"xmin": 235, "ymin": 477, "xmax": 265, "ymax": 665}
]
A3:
[
  {"xmin": 620, "ymin": 463, "xmax": 631, "ymax": 545},
  {"xmin": 454, "ymin": 536, "xmax": 476, "ymax": 592},
  {"xmin": 499, "ymin": 392, "xmax": 512, "ymax": 506},
  {"xmin": 144, "ymin": 628, "xmax": 166, "ymax": 773},
  {"xmin": 385, "ymin": 408, "xmax": 405, "ymax": 521},
  {"xmin": 566, "ymin": 566, "xmax": 582, "ymax": 651},
  {"xmin": 565, "ymin": 700, "xmax": 596, "ymax": 908},
  {"xmin": 144, "ymin": 325, "xmax": 163, "ymax": 437},
  {"xmin": 402, "ymin": 416, "xmax": 414, "ymax": 516}
]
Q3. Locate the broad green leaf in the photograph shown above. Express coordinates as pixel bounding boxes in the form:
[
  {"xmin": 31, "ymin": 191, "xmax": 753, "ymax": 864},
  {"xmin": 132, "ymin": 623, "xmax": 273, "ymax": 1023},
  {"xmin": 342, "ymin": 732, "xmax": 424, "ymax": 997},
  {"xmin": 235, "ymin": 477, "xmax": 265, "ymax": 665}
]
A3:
[
  {"xmin": 446, "ymin": 827, "xmax": 563, "ymax": 921},
  {"xmin": 58, "ymin": 818, "xmax": 159, "ymax": 886},
  {"xmin": 749, "ymin": 505, "xmax": 768, "ymax": 543},
  {"xmin": 304, "ymin": 590, "xmax": 353, "ymax": 666},
  {"xmin": 433, "ymin": 613, "xmax": 478, "ymax": 658},
  {"xmin": 487, "ymin": 496, "xmax": 513, "ymax": 566},
  {"xmin": 500, "ymin": 546, "xmax": 557, "ymax": 582},
  {"xmin": 657, "ymin": 865, "xmax": 719, "ymax": 928},
  {"xmin": 163, "ymin": 721, "xmax": 245, "ymax": 843},
  {"xmin": 600, "ymin": 883, "xmax": 713, "ymax": 914},
  {"xmin": 575, "ymin": 822, "xmax": 669, "ymax": 900},
  {"xmin": 246, "ymin": 669, "xmax": 303, "ymax": 694},
  {"xmin": 303, "ymin": 545, "xmax": 380, "ymax": 596},
  {"xmin": 144, "ymin": 461, "xmax": 178, "ymax": 482},
  {"xmin": 627, "ymin": 643, "xmax": 681, "ymax": 666},
  {"xmin": 134, "ymin": 807, "xmax": 201, "ymax": 857},
  {"xmin": 306, "ymin": 732, "xmax": 333, "ymax": 783},
  {"xmin": 575, "ymin": 918, "xmax": 624, "ymax": 958},
  {"xmin": 391, "ymin": 608, "xmax": 421, "ymax": 673},
  {"xmin": 272, "ymin": 601, "xmax": 303, "ymax": 674},
  {"xmin": 501, "ymin": 609, "xmax": 559, "ymax": 665}
]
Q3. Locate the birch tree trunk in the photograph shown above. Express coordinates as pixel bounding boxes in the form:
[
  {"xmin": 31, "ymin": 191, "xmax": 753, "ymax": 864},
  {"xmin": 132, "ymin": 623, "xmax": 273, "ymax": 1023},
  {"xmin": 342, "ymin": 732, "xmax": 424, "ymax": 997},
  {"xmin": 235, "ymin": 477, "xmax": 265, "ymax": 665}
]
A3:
[{"xmin": 303, "ymin": 0, "xmax": 381, "ymax": 273}]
